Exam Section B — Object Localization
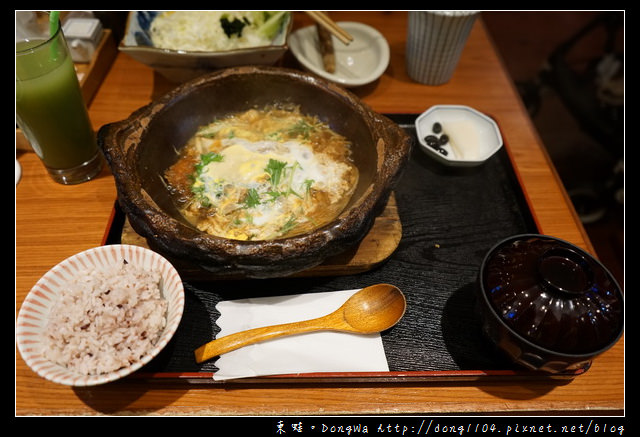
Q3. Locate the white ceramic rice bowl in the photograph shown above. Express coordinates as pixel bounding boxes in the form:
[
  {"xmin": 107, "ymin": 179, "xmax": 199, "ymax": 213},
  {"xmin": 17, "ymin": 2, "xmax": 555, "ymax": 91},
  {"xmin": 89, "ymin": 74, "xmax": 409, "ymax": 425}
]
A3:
[{"xmin": 16, "ymin": 244, "xmax": 185, "ymax": 386}]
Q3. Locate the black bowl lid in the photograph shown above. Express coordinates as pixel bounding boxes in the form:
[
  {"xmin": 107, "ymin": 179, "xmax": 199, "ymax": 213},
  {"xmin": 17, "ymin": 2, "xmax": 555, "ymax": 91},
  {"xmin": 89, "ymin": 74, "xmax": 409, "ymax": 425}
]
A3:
[{"xmin": 481, "ymin": 234, "xmax": 623, "ymax": 355}]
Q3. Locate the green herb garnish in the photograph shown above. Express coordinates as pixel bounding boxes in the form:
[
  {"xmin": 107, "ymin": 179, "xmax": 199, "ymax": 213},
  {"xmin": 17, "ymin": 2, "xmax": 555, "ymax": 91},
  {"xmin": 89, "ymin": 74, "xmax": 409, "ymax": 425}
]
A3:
[
  {"xmin": 243, "ymin": 188, "xmax": 261, "ymax": 208},
  {"xmin": 266, "ymin": 190, "xmax": 283, "ymax": 202},
  {"xmin": 303, "ymin": 179, "xmax": 315, "ymax": 195},
  {"xmin": 190, "ymin": 152, "xmax": 224, "ymax": 208},
  {"xmin": 191, "ymin": 184, "xmax": 212, "ymax": 208},
  {"xmin": 265, "ymin": 159, "xmax": 288, "ymax": 187},
  {"xmin": 195, "ymin": 152, "xmax": 223, "ymax": 173},
  {"xmin": 286, "ymin": 119, "xmax": 315, "ymax": 139},
  {"xmin": 279, "ymin": 215, "xmax": 298, "ymax": 234}
]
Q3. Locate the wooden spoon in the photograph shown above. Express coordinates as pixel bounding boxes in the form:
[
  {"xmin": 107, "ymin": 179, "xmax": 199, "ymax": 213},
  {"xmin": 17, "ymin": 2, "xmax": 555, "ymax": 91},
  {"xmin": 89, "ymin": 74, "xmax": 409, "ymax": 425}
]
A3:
[{"xmin": 194, "ymin": 284, "xmax": 406, "ymax": 363}]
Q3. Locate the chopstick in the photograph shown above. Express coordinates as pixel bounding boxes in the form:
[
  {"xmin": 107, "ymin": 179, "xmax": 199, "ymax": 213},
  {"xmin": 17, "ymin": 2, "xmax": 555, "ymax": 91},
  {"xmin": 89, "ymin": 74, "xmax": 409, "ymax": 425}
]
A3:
[{"xmin": 305, "ymin": 11, "xmax": 353, "ymax": 45}]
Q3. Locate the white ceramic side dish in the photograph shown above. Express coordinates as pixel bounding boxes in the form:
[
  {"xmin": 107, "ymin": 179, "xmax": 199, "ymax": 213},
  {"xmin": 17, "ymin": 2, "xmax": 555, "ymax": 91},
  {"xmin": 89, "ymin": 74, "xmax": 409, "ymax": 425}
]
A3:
[
  {"xmin": 119, "ymin": 11, "xmax": 292, "ymax": 82},
  {"xmin": 288, "ymin": 21, "xmax": 390, "ymax": 87},
  {"xmin": 415, "ymin": 105, "xmax": 503, "ymax": 167}
]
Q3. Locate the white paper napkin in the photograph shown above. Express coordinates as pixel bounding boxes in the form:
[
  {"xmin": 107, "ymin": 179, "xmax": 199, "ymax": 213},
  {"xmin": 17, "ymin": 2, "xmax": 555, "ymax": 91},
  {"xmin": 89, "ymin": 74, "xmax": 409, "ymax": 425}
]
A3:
[{"xmin": 213, "ymin": 289, "xmax": 390, "ymax": 380}]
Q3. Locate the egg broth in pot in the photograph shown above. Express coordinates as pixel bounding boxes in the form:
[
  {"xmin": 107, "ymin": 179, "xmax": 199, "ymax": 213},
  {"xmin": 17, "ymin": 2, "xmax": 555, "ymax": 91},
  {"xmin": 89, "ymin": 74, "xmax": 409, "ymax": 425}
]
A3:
[{"xmin": 164, "ymin": 106, "xmax": 359, "ymax": 241}]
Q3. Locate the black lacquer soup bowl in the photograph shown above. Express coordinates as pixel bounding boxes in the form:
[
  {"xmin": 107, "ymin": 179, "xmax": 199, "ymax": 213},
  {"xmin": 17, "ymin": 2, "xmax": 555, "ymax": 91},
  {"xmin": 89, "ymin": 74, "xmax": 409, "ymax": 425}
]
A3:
[{"xmin": 478, "ymin": 234, "xmax": 623, "ymax": 373}]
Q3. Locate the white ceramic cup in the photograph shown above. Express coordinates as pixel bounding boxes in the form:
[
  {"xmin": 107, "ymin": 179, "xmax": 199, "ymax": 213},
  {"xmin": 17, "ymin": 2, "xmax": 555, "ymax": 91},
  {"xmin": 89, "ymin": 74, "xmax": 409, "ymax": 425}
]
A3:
[{"xmin": 406, "ymin": 11, "xmax": 479, "ymax": 85}]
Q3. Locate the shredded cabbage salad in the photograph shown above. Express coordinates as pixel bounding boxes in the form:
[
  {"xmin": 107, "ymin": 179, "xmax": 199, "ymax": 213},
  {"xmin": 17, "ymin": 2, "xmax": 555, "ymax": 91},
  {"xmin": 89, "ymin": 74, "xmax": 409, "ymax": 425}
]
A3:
[{"xmin": 150, "ymin": 11, "xmax": 289, "ymax": 52}]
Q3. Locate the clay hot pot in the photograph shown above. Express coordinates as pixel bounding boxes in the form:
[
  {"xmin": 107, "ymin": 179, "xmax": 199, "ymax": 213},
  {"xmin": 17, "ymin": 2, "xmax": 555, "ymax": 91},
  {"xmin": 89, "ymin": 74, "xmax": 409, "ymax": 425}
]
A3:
[{"xmin": 98, "ymin": 66, "xmax": 411, "ymax": 278}]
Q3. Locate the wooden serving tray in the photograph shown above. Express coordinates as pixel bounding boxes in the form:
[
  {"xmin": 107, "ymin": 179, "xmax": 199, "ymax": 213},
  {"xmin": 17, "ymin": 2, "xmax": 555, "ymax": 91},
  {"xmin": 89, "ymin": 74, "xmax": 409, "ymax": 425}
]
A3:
[
  {"xmin": 105, "ymin": 114, "xmax": 587, "ymax": 383},
  {"xmin": 119, "ymin": 193, "xmax": 401, "ymax": 280}
]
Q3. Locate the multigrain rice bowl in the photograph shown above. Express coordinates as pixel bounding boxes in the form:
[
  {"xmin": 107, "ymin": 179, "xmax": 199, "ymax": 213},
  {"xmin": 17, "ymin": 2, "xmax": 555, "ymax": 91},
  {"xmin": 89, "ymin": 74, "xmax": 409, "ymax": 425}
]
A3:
[
  {"xmin": 43, "ymin": 262, "xmax": 168, "ymax": 375},
  {"xmin": 16, "ymin": 245, "xmax": 185, "ymax": 386}
]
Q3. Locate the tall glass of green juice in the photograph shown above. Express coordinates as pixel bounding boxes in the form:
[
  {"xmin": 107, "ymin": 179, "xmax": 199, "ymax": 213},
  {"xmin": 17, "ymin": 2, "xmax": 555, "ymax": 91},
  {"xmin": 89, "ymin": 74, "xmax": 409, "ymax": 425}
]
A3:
[{"xmin": 16, "ymin": 12, "xmax": 102, "ymax": 184}]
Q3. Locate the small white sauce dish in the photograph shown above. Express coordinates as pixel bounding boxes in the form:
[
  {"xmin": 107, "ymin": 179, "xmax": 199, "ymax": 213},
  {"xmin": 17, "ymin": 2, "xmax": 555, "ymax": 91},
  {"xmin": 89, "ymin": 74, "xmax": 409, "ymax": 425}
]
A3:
[
  {"xmin": 415, "ymin": 105, "xmax": 503, "ymax": 167},
  {"xmin": 288, "ymin": 21, "xmax": 390, "ymax": 87}
]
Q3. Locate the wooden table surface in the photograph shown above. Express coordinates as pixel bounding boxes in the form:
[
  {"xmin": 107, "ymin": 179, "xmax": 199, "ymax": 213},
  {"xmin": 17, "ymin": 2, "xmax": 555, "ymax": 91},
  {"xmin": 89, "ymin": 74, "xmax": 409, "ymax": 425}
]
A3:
[{"xmin": 15, "ymin": 11, "xmax": 624, "ymax": 416}]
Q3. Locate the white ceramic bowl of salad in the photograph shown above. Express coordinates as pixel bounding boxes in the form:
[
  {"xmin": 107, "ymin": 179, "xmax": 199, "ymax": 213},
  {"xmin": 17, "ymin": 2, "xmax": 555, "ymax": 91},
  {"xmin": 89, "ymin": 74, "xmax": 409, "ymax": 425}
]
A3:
[{"xmin": 119, "ymin": 11, "xmax": 292, "ymax": 83}]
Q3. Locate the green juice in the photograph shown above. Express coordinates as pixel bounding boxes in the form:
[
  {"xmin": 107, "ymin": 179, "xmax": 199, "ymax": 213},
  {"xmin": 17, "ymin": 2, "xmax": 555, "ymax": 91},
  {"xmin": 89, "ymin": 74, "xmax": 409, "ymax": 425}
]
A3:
[{"xmin": 16, "ymin": 39, "xmax": 98, "ymax": 170}]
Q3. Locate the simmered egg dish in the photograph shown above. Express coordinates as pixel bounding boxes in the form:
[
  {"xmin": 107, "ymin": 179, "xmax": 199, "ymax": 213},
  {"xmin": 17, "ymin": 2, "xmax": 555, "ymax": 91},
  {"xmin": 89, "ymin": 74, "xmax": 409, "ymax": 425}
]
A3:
[{"xmin": 165, "ymin": 107, "xmax": 358, "ymax": 240}]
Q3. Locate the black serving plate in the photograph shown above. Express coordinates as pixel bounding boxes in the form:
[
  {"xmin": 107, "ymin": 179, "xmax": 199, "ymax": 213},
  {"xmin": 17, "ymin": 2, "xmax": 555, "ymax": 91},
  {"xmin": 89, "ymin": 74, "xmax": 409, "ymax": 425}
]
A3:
[{"xmin": 104, "ymin": 114, "xmax": 588, "ymax": 383}]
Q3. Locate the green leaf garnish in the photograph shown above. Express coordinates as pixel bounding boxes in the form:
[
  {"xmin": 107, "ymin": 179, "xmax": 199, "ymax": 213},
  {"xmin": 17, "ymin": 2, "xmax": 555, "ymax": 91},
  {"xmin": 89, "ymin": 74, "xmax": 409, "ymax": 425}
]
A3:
[
  {"xmin": 303, "ymin": 179, "xmax": 314, "ymax": 195},
  {"xmin": 265, "ymin": 159, "xmax": 288, "ymax": 187},
  {"xmin": 279, "ymin": 215, "xmax": 297, "ymax": 234},
  {"xmin": 243, "ymin": 188, "xmax": 261, "ymax": 208},
  {"xmin": 191, "ymin": 184, "xmax": 212, "ymax": 208},
  {"xmin": 286, "ymin": 119, "xmax": 315, "ymax": 139},
  {"xmin": 195, "ymin": 152, "xmax": 223, "ymax": 173}
]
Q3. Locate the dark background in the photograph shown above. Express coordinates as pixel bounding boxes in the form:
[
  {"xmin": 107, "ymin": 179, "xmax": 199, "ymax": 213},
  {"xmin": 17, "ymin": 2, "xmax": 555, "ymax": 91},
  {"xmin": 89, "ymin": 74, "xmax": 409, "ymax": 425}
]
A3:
[{"xmin": 483, "ymin": 11, "xmax": 624, "ymax": 288}]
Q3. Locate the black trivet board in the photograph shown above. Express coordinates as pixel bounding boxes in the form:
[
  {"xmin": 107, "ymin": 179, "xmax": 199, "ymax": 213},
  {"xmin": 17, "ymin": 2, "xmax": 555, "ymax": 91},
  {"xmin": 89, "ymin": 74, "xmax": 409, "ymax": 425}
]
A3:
[{"xmin": 105, "ymin": 113, "xmax": 546, "ymax": 380}]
